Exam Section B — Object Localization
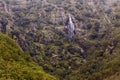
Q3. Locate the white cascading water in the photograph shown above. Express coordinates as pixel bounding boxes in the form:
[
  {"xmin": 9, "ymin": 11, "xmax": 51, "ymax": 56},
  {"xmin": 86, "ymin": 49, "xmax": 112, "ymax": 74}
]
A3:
[{"xmin": 66, "ymin": 14, "xmax": 75, "ymax": 37}]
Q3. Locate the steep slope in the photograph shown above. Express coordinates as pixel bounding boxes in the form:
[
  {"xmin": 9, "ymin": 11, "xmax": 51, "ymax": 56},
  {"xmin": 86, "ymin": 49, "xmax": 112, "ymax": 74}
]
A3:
[{"xmin": 0, "ymin": 33, "xmax": 58, "ymax": 80}]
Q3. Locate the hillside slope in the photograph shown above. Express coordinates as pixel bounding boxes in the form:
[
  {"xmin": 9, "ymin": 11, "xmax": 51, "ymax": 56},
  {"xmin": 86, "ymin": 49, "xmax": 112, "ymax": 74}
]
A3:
[
  {"xmin": 0, "ymin": 0, "xmax": 120, "ymax": 80},
  {"xmin": 0, "ymin": 33, "xmax": 58, "ymax": 80}
]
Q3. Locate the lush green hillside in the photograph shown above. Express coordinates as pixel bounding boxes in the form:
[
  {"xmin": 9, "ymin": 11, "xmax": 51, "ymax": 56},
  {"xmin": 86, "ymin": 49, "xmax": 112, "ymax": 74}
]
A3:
[{"xmin": 0, "ymin": 33, "xmax": 58, "ymax": 80}]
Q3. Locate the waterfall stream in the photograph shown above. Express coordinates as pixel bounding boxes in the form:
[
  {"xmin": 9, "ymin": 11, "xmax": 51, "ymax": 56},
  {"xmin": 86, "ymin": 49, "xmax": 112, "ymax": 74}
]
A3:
[{"xmin": 66, "ymin": 14, "xmax": 76, "ymax": 37}]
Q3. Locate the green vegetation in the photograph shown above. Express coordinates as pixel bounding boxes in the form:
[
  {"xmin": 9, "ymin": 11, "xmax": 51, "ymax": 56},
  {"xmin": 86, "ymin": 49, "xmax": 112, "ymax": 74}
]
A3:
[
  {"xmin": 0, "ymin": 33, "xmax": 58, "ymax": 80},
  {"xmin": 0, "ymin": 0, "xmax": 120, "ymax": 80},
  {"xmin": 1, "ymin": 30, "xmax": 119, "ymax": 80},
  {"xmin": 33, "ymin": 36, "xmax": 120, "ymax": 80}
]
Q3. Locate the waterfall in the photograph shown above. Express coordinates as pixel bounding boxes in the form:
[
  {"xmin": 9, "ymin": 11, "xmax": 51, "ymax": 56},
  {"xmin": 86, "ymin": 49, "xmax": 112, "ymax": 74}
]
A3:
[
  {"xmin": 69, "ymin": 14, "xmax": 75, "ymax": 32},
  {"xmin": 66, "ymin": 14, "xmax": 76, "ymax": 37}
]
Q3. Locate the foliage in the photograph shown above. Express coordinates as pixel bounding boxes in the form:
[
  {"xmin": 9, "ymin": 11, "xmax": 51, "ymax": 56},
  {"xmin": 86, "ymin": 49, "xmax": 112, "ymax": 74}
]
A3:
[
  {"xmin": 0, "ymin": 33, "xmax": 58, "ymax": 80},
  {"xmin": 0, "ymin": 0, "xmax": 120, "ymax": 80}
]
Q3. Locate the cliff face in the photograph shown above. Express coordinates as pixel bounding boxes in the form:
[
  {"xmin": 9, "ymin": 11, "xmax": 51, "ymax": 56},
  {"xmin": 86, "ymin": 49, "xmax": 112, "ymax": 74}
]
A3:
[{"xmin": 0, "ymin": 0, "xmax": 120, "ymax": 80}]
